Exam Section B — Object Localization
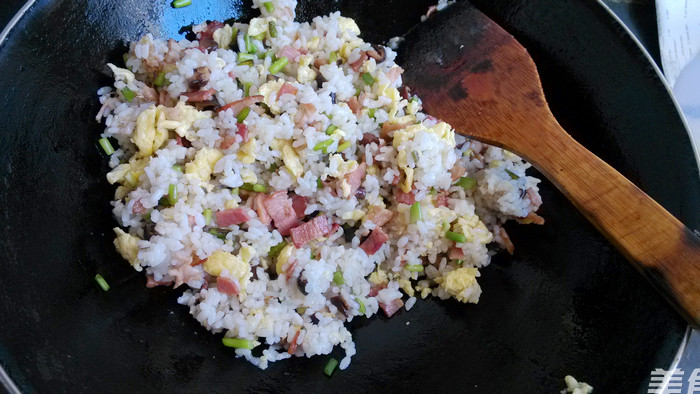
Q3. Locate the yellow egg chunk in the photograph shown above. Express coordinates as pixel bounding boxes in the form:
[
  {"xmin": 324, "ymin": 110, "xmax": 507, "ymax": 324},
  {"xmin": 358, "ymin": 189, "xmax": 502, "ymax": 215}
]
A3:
[
  {"xmin": 204, "ymin": 250, "xmax": 252, "ymax": 293},
  {"xmin": 186, "ymin": 147, "xmax": 223, "ymax": 182},
  {"xmin": 281, "ymin": 140, "xmax": 303, "ymax": 179},
  {"xmin": 275, "ymin": 244, "xmax": 295, "ymax": 275},
  {"xmin": 113, "ymin": 228, "xmax": 141, "ymax": 271},
  {"xmin": 436, "ymin": 267, "xmax": 482, "ymax": 304}
]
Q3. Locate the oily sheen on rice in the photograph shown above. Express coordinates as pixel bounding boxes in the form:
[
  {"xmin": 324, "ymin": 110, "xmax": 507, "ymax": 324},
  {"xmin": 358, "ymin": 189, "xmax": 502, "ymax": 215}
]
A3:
[{"xmin": 97, "ymin": 0, "xmax": 544, "ymax": 370}]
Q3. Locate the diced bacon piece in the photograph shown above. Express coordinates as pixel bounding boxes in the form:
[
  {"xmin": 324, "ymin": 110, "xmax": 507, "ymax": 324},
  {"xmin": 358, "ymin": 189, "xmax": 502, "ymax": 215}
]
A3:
[
  {"xmin": 366, "ymin": 206, "xmax": 395, "ymax": 227},
  {"xmin": 360, "ymin": 228, "xmax": 388, "ymax": 255},
  {"xmin": 380, "ymin": 122, "xmax": 408, "ymax": 139},
  {"xmin": 216, "ymin": 276, "xmax": 240, "ymax": 296},
  {"xmin": 183, "ymin": 88, "xmax": 216, "ymax": 102},
  {"xmin": 277, "ymin": 45, "xmax": 302, "ymax": 62},
  {"xmin": 191, "ymin": 255, "xmax": 207, "ymax": 267},
  {"xmin": 448, "ymin": 247, "xmax": 466, "ymax": 260},
  {"xmin": 425, "ymin": 5, "xmax": 438, "ymax": 19},
  {"xmin": 368, "ymin": 283, "xmax": 387, "ymax": 297},
  {"xmin": 350, "ymin": 51, "xmax": 368, "ymax": 72},
  {"xmin": 450, "ymin": 164, "xmax": 466, "ymax": 181},
  {"xmin": 395, "ymin": 189, "xmax": 416, "ymax": 205},
  {"xmin": 278, "ymin": 82, "xmax": 298, "ymax": 98},
  {"xmin": 379, "ymin": 298, "xmax": 404, "ymax": 318},
  {"xmin": 390, "ymin": 174, "xmax": 401, "ymax": 186},
  {"xmin": 197, "ymin": 21, "xmax": 224, "ymax": 50},
  {"xmin": 359, "ymin": 133, "xmax": 379, "ymax": 145},
  {"xmin": 264, "ymin": 191, "xmax": 301, "ymax": 236},
  {"xmin": 435, "ymin": 191, "xmax": 449, "ymax": 207},
  {"xmin": 146, "ymin": 275, "xmax": 173, "ymax": 288},
  {"xmin": 347, "ymin": 96, "xmax": 361, "ymax": 115},
  {"xmin": 493, "ymin": 225, "xmax": 515, "ymax": 255},
  {"xmin": 526, "ymin": 187, "xmax": 543, "ymax": 210},
  {"xmin": 294, "ymin": 102, "xmax": 316, "ymax": 127},
  {"xmin": 344, "ymin": 163, "xmax": 366, "ymax": 199},
  {"xmin": 386, "ymin": 66, "xmax": 404, "ymax": 83},
  {"xmin": 215, "ymin": 208, "xmax": 251, "ymax": 227},
  {"xmin": 525, "ymin": 211, "xmax": 545, "ymax": 225},
  {"xmin": 188, "ymin": 214, "xmax": 197, "ymax": 227},
  {"xmin": 254, "ymin": 193, "xmax": 271, "ymax": 225},
  {"xmin": 287, "ymin": 330, "xmax": 301, "ymax": 355},
  {"xmin": 291, "ymin": 194, "xmax": 307, "ymax": 219},
  {"xmin": 290, "ymin": 216, "xmax": 332, "ymax": 247},
  {"xmin": 326, "ymin": 222, "xmax": 341, "ymax": 237},
  {"xmin": 132, "ymin": 200, "xmax": 145, "ymax": 214},
  {"xmin": 217, "ymin": 95, "xmax": 264, "ymax": 114},
  {"xmin": 236, "ymin": 123, "xmax": 248, "ymax": 143},
  {"xmin": 220, "ymin": 134, "xmax": 237, "ymax": 150}
]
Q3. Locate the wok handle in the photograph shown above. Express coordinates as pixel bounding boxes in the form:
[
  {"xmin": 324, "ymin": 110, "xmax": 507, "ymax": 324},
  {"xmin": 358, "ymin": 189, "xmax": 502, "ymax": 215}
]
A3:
[{"xmin": 524, "ymin": 116, "xmax": 700, "ymax": 327}]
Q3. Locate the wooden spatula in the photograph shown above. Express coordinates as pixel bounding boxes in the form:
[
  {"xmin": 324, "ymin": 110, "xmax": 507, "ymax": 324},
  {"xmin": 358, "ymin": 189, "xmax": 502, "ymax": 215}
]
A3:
[{"xmin": 400, "ymin": 2, "xmax": 700, "ymax": 326}]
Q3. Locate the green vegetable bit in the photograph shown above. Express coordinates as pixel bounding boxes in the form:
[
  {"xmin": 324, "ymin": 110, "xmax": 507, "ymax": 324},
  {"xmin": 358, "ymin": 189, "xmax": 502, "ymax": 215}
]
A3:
[
  {"xmin": 238, "ymin": 60, "xmax": 254, "ymax": 67},
  {"xmin": 238, "ymin": 52, "xmax": 256, "ymax": 63},
  {"xmin": 409, "ymin": 202, "xmax": 422, "ymax": 223},
  {"xmin": 269, "ymin": 163, "xmax": 279, "ymax": 171},
  {"xmin": 355, "ymin": 298, "xmax": 366, "ymax": 314},
  {"xmin": 172, "ymin": 164, "xmax": 183, "ymax": 173},
  {"xmin": 94, "ymin": 274, "xmax": 110, "ymax": 291},
  {"xmin": 222, "ymin": 337, "xmax": 256, "ymax": 349},
  {"xmin": 361, "ymin": 72, "xmax": 375, "ymax": 85},
  {"xmin": 237, "ymin": 106, "xmax": 251, "ymax": 123},
  {"xmin": 98, "ymin": 137, "xmax": 115, "ymax": 155},
  {"xmin": 317, "ymin": 178, "xmax": 323, "ymax": 189},
  {"xmin": 268, "ymin": 241, "xmax": 287, "ymax": 258},
  {"xmin": 244, "ymin": 81, "xmax": 252, "ymax": 97},
  {"xmin": 333, "ymin": 271, "xmax": 344, "ymax": 285},
  {"xmin": 208, "ymin": 228, "xmax": 229, "ymax": 240},
  {"xmin": 325, "ymin": 125, "xmax": 337, "ymax": 135},
  {"xmin": 262, "ymin": 1, "xmax": 275, "ymax": 13},
  {"xmin": 269, "ymin": 56, "xmax": 289, "ymax": 74},
  {"xmin": 244, "ymin": 33, "xmax": 257, "ymax": 54},
  {"xmin": 428, "ymin": 187, "xmax": 437, "ymax": 196},
  {"xmin": 154, "ymin": 71, "xmax": 167, "ymax": 87},
  {"xmin": 406, "ymin": 264, "xmax": 424, "ymax": 272},
  {"xmin": 313, "ymin": 139, "xmax": 334, "ymax": 151},
  {"xmin": 337, "ymin": 141, "xmax": 351, "ymax": 152},
  {"xmin": 167, "ymin": 184, "xmax": 178, "ymax": 205},
  {"xmin": 323, "ymin": 358, "xmax": 339, "ymax": 377},
  {"xmin": 329, "ymin": 51, "xmax": 338, "ymax": 63},
  {"xmin": 268, "ymin": 21, "xmax": 278, "ymax": 38},
  {"xmin": 367, "ymin": 108, "xmax": 376, "ymax": 118},
  {"xmin": 240, "ymin": 183, "xmax": 267, "ymax": 193},
  {"xmin": 121, "ymin": 86, "xmax": 136, "ymax": 102},
  {"xmin": 505, "ymin": 169, "xmax": 520, "ymax": 180},
  {"xmin": 455, "ymin": 176, "xmax": 477, "ymax": 191},
  {"xmin": 203, "ymin": 208, "xmax": 212, "ymax": 226},
  {"xmin": 455, "ymin": 259, "xmax": 464, "ymax": 265},
  {"xmin": 171, "ymin": 0, "xmax": 191, "ymax": 8},
  {"xmin": 445, "ymin": 231, "xmax": 467, "ymax": 243},
  {"xmin": 252, "ymin": 32, "xmax": 266, "ymax": 41}
]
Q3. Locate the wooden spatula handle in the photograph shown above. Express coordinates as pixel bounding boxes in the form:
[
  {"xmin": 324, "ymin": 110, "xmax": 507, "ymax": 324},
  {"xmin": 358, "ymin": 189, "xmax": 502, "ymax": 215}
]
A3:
[{"xmin": 523, "ymin": 117, "xmax": 700, "ymax": 326}]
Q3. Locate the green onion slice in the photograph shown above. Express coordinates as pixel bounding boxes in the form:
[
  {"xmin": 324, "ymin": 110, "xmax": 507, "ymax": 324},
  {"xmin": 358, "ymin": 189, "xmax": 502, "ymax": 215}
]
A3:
[
  {"xmin": 222, "ymin": 337, "xmax": 257, "ymax": 349},
  {"xmin": 154, "ymin": 71, "xmax": 167, "ymax": 87},
  {"xmin": 98, "ymin": 137, "xmax": 115, "ymax": 155},
  {"xmin": 203, "ymin": 208, "xmax": 212, "ymax": 226},
  {"xmin": 323, "ymin": 358, "xmax": 339, "ymax": 377},
  {"xmin": 121, "ymin": 86, "xmax": 136, "ymax": 102},
  {"xmin": 505, "ymin": 169, "xmax": 519, "ymax": 180},
  {"xmin": 313, "ymin": 139, "xmax": 334, "ymax": 151},
  {"xmin": 268, "ymin": 241, "xmax": 287, "ymax": 258},
  {"xmin": 325, "ymin": 125, "xmax": 337, "ymax": 135},
  {"xmin": 240, "ymin": 183, "xmax": 267, "ymax": 193},
  {"xmin": 355, "ymin": 298, "xmax": 366, "ymax": 314},
  {"xmin": 268, "ymin": 21, "xmax": 278, "ymax": 38},
  {"xmin": 333, "ymin": 271, "xmax": 344, "ymax": 285},
  {"xmin": 406, "ymin": 264, "xmax": 424, "ymax": 272},
  {"xmin": 167, "ymin": 184, "xmax": 178, "ymax": 205},
  {"xmin": 238, "ymin": 53, "xmax": 256, "ymax": 63},
  {"xmin": 237, "ymin": 106, "xmax": 251, "ymax": 123},
  {"xmin": 95, "ymin": 274, "xmax": 110, "ymax": 291},
  {"xmin": 172, "ymin": 0, "xmax": 191, "ymax": 8},
  {"xmin": 269, "ymin": 56, "xmax": 289, "ymax": 74},
  {"xmin": 337, "ymin": 141, "xmax": 351, "ymax": 152},
  {"xmin": 445, "ymin": 231, "xmax": 467, "ymax": 243},
  {"xmin": 244, "ymin": 33, "xmax": 257, "ymax": 54},
  {"xmin": 455, "ymin": 176, "xmax": 477, "ymax": 191},
  {"xmin": 361, "ymin": 72, "xmax": 374, "ymax": 85},
  {"xmin": 409, "ymin": 202, "xmax": 422, "ymax": 223},
  {"xmin": 329, "ymin": 51, "xmax": 338, "ymax": 63}
]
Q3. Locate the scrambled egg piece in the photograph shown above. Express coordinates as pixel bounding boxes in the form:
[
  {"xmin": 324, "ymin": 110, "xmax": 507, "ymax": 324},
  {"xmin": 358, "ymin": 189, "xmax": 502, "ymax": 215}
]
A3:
[
  {"xmin": 107, "ymin": 63, "xmax": 135, "ymax": 86},
  {"xmin": 398, "ymin": 278, "xmax": 415, "ymax": 297},
  {"xmin": 204, "ymin": 250, "xmax": 252, "ymax": 293},
  {"xmin": 296, "ymin": 54, "xmax": 317, "ymax": 84},
  {"xmin": 341, "ymin": 210, "xmax": 365, "ymax": 221},
  {"xmin": 132, "ymin": 107, "xmax": 169, "ymax": 157},
  {"xmin": 212, "ymin": 24, "xmax": 234, "ymax": 49},
  {"xmin": 106, "ymin": 156, "xmax": 149, "ymax": 188},
  {"xmin": 327, "ymin": 154, "xmax": 358, "ymax": 197},
  {"xmin": 224, "ymin": 200, "xmax": 238, "ymax": 209},
  {"xmin": 258, "ymin": 79, "xmax": 285, "ymax": 114},
  {"xmin": 338, "ymin": 16, "xmax": 360, "ymax": 36},
  {"xmin": 240, "ymin": 245, "xmax": 256, "ymax": 264},
  {"xmin": 307, "ymin": 36, "xmax": 320, "ymax": 50},
  {"xmin": 435, "ymin": 267, "xmax": 482, "ymax": 304},
  {"xmin": 275, "ymin": 244, "xmax": 295, "ymax": 275},
  {"xmin": 247, "ymin": 16, "xmax": 274, "ymax": 36},
  {"xmin": 161, "ymin": 101, "xmax": 213, "ymax": 141},
  {"xmin": 185, "ymin": 147, "xmax": 223, "ymax": 182},
  {"xmin": 280, "ymin": 140, "xmax": 303, "ymax": 179},
  {"xmin": 453, "ymin": 215, "xmax": 493, "ymax": 244},
  {"xmin": 240, "ymin": 168, "xmax": 257, "ymax": 184},
  {"xmin": 237, "ymin": 139, "xmax": 257, "ymax": 164},
  {"xmin": 368, "ymin": 268, "xmax": 388, "ymax": 286},
  {"xmin": 113, "ymin": 228, "xmax": 141, "ymax": 271},
  {"xmin": 392, "ymin": 122, "xmax": 455, "ymax": 192}
]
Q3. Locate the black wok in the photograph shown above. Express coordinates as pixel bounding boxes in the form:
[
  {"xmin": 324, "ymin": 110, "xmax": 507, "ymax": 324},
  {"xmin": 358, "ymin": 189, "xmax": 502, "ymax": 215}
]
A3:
[{"xmin": 0, "ymin": 0, "xmax": 697, "ymax": 392}]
